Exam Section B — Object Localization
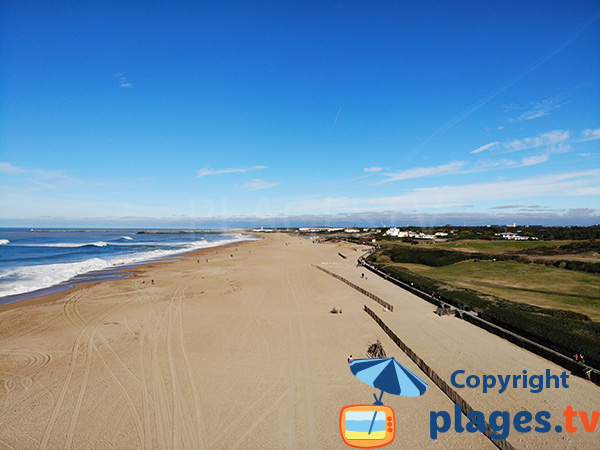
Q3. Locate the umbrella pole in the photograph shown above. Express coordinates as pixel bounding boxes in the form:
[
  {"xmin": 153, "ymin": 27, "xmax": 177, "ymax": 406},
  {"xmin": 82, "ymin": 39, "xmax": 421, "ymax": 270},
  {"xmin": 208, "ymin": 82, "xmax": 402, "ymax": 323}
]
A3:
[
  {"xmin": 373, "ymin": 389, "xmax": 384, "ymax": 405},
  {"xmin": 368, "ymin": 390, "xmax": 385, "ymax": 435}
]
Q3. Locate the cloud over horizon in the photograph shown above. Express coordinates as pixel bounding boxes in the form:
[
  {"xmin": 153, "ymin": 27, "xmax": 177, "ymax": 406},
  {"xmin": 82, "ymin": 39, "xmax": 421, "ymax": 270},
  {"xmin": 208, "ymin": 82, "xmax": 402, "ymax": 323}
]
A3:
[
  {"xmin": 116, "ymin": 72, "xmax": 133, "ymax": 88},
  {"xmin": 239, "ymin": 179, "xmax": 280, "ymax": 190},
  {"xmin": 471, "ymin": 141, "xmax": 500, "ymax": 154},
  {"xmin": 580, "ymin": 128, "xmax": 600, "ymax": 142},
  {"xmin": 196, "ymin": 166, "xmax": 268, "ymax": 178},
  {"xmin": 295, "ymin": 169, "xmax": 600, "ymax": 214},
  {"xmin": 378, "ymin": 161, "xmax": 466, "ymax": 184},
  {"xmin": 504, "ymin": 129, "xmax": 570, "ymax": 152}
]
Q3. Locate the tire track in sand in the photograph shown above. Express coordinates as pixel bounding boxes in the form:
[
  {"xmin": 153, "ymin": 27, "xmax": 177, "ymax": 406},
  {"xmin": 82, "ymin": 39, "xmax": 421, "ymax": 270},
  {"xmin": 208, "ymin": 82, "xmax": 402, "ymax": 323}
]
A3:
[
  {"xmin": 41, "ymin": 293, "xmax": 144, "ymax": 449},
  {"xmin": 0, "ymin": 350, "xmax": 50, "ymax": 394},
  {"xmin": 175, "ymin": 289, "xmax": 208, "ymax": 449},
  {"xmin": 145, "ymin": 296, "xmax": 171, "ymax": 449},
  {"xmin": 282, "ymin": 256, "xmax": 318, "ymax": 449},
  {"xmin": 208, "ymin": 280, "xmax": 280, "ymax": 447},
  {"xmin": 279, "ymin": 258, "xmax": 297, "ymax": 449},
  {"xmin": 165, "ymin": 286, "xmax": 207, "ymax": 448}
]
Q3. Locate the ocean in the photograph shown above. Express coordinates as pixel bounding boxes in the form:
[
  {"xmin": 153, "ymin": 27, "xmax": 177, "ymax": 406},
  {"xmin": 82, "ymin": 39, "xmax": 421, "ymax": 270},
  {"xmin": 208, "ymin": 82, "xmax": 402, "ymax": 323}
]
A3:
[{"xmin": 0, "ymin": 228, "xmax": 254, "ymax": 304}]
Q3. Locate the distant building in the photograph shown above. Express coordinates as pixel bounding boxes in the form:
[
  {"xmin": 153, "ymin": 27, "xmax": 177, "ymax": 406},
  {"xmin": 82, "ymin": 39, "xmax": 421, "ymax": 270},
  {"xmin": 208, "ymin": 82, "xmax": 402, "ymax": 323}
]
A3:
[
  {"xmin": 253, "ymin": 227, "xmax": 273, "ymax": 232},
  {"xmin": 384, "ymin": 228, "xmax": 435, "ymax": 239},
  {"xmin": 496, "ymin": 232, "xmax": 537, "ymax": 240}
]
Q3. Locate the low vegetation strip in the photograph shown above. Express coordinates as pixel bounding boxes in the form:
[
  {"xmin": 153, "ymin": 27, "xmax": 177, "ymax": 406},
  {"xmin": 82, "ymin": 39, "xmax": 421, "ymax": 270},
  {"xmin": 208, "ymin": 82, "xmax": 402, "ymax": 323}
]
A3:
[
  {"xmin": 363, "ymin": 304, "xmax": 517, "ymax": 450},
  {"xmin": 385, "ymin": 245, "xmax": 483, "ymax": 266},
  {"xmin": 382, "ymin": 244, "xmax": 600, "ymax": 274},
  {"xmin": 312, "ymin": 265, "xmax": 393, "ymax": 311}
]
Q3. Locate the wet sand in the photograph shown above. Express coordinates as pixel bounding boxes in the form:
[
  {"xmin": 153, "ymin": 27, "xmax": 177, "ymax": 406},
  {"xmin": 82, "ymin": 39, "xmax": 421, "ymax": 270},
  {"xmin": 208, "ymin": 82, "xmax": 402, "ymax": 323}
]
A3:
[{"xmin": 0, "ymin": 234, "xmax": 597, "ymax": 449}]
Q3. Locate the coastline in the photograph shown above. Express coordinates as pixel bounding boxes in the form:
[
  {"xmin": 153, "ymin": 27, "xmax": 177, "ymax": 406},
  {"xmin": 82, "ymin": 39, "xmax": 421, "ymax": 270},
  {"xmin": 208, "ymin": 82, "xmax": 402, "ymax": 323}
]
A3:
[
  {"xmin": 0, "ymin": 230, "xmax": 255, "ymax": 307},
  {"xmin": 0, "ymin": 238, "xmax": 250, "ymax": 313},
  {"xmin": 1, "ymin": 233, "xmax": 598, "ymax": 449},
  {"xmin": 26, "ymin": 229, "xmax": 232, "ymax": 234}
]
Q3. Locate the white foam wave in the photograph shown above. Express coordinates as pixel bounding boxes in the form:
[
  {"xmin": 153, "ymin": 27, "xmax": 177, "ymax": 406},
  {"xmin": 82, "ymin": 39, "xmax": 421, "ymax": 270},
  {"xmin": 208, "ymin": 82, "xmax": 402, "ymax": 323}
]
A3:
[
  {"xmin": 20, "ymin": 239, "xmax": 207, "ymax": 248},
  {"xmin": 0, "ymin": 239, "xmax": 9, "ymax": 245},
  {"xmin": 0, "ymin": 234, "xmax": 255, "ymax": 297},
  {"xmin": 21, "ymin": 241, "xmax": 109, "ymax": 248}
]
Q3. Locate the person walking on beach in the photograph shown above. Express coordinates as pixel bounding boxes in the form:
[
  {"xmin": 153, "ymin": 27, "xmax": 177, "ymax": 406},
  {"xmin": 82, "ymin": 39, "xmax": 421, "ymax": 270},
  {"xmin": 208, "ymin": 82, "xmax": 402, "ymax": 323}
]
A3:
[{"xmin": 348, "ymin": 355, "xmax": 353, "ymax": 364}]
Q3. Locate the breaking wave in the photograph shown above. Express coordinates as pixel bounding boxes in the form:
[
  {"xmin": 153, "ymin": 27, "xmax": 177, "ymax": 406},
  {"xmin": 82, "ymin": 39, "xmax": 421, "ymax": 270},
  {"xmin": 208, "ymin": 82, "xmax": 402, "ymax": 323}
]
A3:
[{"xmin": 0, "ymin": 234, "xmax": 253, "ymax": 298}]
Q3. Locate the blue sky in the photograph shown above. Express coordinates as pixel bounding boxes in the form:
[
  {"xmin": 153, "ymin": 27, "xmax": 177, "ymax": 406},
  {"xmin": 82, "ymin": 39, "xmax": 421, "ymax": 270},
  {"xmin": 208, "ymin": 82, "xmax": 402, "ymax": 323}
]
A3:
[{"xmin": 1, "ymin": 0, "xmax": 599, "ymax": 227}]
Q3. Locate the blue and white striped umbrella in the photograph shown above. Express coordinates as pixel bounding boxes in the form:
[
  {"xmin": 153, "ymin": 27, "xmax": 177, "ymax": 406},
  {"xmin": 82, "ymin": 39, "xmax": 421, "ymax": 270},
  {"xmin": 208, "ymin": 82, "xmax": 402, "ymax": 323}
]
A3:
[{"xmin": 350, "ymin": 357, "xmax": 428, "ymax": 400}]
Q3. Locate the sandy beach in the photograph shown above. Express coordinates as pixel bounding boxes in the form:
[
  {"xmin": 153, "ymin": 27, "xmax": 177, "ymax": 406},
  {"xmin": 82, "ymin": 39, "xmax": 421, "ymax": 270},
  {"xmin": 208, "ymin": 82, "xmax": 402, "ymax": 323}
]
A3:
[{"xmin": 1, "ymin": 234, "xmax": 598, "ymax": 449}]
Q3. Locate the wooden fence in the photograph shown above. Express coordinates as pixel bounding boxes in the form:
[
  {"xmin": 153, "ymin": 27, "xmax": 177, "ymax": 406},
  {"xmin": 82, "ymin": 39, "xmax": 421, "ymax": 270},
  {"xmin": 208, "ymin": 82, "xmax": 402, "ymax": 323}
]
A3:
[
  {"xmin": 312, "ymin": 265, "xmax": 393, "ymax": 312},
  {"xmin": 363, "ymin": 304, "xmax": 517, "ymax": 450}
]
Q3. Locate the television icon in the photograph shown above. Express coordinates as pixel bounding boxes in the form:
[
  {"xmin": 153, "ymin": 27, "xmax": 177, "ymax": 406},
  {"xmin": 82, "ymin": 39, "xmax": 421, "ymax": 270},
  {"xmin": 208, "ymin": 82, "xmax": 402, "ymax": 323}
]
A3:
[{"xmin": 339, "ymin": 404, "xmax": 395, "ymax": 448}]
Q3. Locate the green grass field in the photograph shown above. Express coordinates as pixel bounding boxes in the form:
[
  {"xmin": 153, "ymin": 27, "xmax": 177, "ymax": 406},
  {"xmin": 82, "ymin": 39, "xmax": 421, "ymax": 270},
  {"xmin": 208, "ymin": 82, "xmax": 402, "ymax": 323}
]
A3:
[
  {"xmin": 431, "ymin": 239, "xmax": 574, "ymax": 253},
  {"xmin": 393, "ymin": 260, "xmax": 600, "ymax": 321}
]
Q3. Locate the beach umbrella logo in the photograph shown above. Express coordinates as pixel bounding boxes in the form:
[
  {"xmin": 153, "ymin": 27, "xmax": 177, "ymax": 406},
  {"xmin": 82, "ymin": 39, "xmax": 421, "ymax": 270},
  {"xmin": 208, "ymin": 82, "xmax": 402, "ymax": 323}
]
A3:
[{"xmin": 340, "ymin": 357, "xmax": 428, "ymax": 448}]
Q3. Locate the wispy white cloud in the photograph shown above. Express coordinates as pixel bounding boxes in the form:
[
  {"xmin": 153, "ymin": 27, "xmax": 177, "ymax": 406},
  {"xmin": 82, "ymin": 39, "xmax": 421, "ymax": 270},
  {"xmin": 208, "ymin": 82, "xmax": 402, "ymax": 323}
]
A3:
[
  {"xmin": 0, "ymin": 162, "xmax": 26, "ymax": 174},
  {"xmin": 0, "ymin": 162, "xmax": 76, "ymax": 181},
  {"xmin": 579, "ymin": 128, "xmax": 600, "ymax": 142},
  {"xmin": 196, "ymin": 165, "xmax": 268, "ymax": 178},
  {"xmin": 546, "ymin": 143, "xmax": 572, "ymax": 155},
  {"xmin": 573, "ymin": 186, "xmax": 600, "ymax": 195},
  {"xmin": 411, "ymin": 13, "xmax": 600, "ymax": 153},
  {"xmin": 240, "ymin": 179, "xmax": 280, "ymax": 190},
  {"xmin": 508, "ymin": 98, "xmax": 567, "ymax": 122},
  {"xmin": 471, "ymin": 159, "xmax": 517, "ymax": 171},
  {"xmin": 518, "ymin": 154, "xmax": 549, "ymax": 166},
  {"xmin": 293, "ymin": 170, "xmax": 600, "ymax": 213},
  {"xmin": 471, "ymin": 141, "xmax": 499, "ymax": 154},
  {"xmin": 375, "ymin": 151, "xmax": 551, "ymax": 185},
  {"xmin": 470, "ymin": 154, "xmax": 549, "ymax": 171},
  {"xmin": 490, "ymin": 205, "xmax": 523, "ymax": 210},
  {"xmin": 364, "ymin": 167, "xmax": 383, "ymax": 173},
  {"xmin": 116, "ymin": 72, "xmax": 133, "ymax": 88},
  {"xmin": 377, "ymin": 161, "xmax": 466, "ymax": 184},
  {"xmin": 504, "ymin": 129, "xmax": 569, "ymax": 152}
]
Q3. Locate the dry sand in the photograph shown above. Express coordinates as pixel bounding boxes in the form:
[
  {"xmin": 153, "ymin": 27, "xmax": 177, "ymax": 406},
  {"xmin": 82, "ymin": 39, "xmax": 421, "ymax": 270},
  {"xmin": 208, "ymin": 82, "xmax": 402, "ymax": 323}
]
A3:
[{"xmin": 0, "ymin": 234, "xmax": 598, "ymax": 449}]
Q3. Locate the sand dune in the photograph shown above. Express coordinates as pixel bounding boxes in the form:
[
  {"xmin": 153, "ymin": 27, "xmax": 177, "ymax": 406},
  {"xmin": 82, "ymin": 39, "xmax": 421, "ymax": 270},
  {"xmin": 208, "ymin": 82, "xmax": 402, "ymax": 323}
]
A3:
[{"xmin": 1, "ymin": 234, "xmax": 598, "ymax": 449}]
